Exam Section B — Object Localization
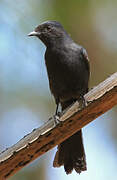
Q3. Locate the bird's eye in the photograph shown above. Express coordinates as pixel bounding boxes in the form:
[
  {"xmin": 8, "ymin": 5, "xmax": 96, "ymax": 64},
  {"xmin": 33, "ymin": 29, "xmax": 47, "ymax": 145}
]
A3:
[{"xmin": 45, "ymin": 26, "xmax": 51, "ymax": 31}]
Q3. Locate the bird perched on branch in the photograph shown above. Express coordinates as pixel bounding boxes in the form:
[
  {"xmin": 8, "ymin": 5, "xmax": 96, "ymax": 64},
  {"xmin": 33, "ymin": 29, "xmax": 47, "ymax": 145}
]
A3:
[{"xmin": 28, "ymin": 20, "xmax": 90, "ymax": 174}]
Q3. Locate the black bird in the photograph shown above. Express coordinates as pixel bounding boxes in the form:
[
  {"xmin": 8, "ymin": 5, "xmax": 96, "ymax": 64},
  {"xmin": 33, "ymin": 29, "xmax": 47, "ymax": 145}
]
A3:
[{"xmin": 28, "ymin": 20, "xmax": 90, "ymax": 174}]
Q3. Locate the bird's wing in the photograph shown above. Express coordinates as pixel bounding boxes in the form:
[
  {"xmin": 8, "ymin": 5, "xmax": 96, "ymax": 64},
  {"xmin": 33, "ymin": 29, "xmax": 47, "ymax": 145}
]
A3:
[{"xmin": 80, "ymin": 47, "xmax": 90, "ymax": 76}]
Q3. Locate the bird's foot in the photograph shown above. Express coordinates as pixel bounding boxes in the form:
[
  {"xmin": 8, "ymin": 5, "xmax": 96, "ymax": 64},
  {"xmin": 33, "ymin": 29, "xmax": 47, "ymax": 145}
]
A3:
[
  {"xmin": 53, "ymin": 113, "xmax": 60, "ymax": 125},
  {"xmin": 79, "ymin": 95, "xmax": 87, "ymax": 109}
]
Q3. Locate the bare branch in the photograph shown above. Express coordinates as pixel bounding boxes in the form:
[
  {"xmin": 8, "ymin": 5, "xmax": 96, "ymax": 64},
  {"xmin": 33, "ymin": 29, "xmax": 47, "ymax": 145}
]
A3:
[{"xmin": 0, "ymin": 72, "xmax": 117, "ymax": 179}]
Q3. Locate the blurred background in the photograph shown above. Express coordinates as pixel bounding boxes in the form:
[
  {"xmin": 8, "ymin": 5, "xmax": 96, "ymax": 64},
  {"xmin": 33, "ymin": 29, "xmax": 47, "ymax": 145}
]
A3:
[{"xmin": 0, "ymin": 0, "xmax": 117, "ymax": 179}]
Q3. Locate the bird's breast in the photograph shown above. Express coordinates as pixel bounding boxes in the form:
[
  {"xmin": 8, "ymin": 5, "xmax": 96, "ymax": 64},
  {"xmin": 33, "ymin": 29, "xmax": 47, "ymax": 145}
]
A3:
[{"xmin": 45, "ymin": 48, "xmax": 89, "ymax": 101}]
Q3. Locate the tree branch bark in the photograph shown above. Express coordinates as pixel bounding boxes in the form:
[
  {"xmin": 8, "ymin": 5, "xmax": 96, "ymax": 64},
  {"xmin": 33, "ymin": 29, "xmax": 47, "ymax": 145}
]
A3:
[{"xmin": 0, "ymin": 72, "xmax": 117, "ymax": 179}]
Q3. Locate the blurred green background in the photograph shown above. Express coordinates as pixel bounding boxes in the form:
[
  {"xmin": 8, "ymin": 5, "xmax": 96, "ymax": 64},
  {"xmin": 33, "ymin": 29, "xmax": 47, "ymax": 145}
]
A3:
[{"xmin": 0, "ymin": 0, "xmax": 117, "ymax": 179}]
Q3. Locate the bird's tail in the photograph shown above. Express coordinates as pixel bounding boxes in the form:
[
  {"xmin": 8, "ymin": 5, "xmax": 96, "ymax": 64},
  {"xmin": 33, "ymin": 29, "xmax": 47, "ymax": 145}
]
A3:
[
  {"xmin": 53, "ymin": 130, "xmax": 86, "ymax": 174},
  {"xmin": 53, "ymin": 100, "xmax": 87, "ymax": 174}
]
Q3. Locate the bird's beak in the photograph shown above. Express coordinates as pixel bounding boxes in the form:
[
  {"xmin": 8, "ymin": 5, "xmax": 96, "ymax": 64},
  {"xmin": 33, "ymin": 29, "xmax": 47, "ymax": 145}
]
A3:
[{"xmin": 28, "ymin": 31, "xmax": 40, "ymax": 37}]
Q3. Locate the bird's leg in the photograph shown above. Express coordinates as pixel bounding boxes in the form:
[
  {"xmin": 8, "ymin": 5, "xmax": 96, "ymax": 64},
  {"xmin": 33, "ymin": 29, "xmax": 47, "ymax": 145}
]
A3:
[
  {"xmin": 55, "ymin": 102, "xmax": 59, "ymax": 116},
  {"xmin": 55, "ymin": 98, "xmax": 61, "ymax": 116},
  {"xmin": 49, "ymin": 99, "xmax": 61, "ymax": 125},
  {"xmin": 48, "ymin": 103, "xmax": 60, "ymax": 125},
  {"xmin": 79, "ymin": 95, "xmax": 87, "ymax": 109},
  {"xmin": 53, "ymin": 101, "xmax": 61, "ymax": 125}
]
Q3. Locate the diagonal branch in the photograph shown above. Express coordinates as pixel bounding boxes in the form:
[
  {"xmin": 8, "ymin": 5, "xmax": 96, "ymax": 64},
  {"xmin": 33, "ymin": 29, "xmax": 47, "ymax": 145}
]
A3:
[{"xmin": 0, "ymin": 72, "xmax": 117, "ymax": 179}]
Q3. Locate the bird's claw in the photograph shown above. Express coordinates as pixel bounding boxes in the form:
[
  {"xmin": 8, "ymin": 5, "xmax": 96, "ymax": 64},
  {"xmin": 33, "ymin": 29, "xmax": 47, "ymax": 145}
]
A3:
[
  {"xmin": 79, "ymin": 96, "xmax": 87, "ymax": 109},
  {"xmin": 53, "ymin": 114, "xmax": 60, "ymax": 125}
]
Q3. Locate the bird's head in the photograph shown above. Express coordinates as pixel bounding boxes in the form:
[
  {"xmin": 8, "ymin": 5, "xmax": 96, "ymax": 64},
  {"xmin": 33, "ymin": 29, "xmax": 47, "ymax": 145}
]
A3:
[{"xmin": 28, "ymin": 20, "xmax": 69, "ymax": 47}]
